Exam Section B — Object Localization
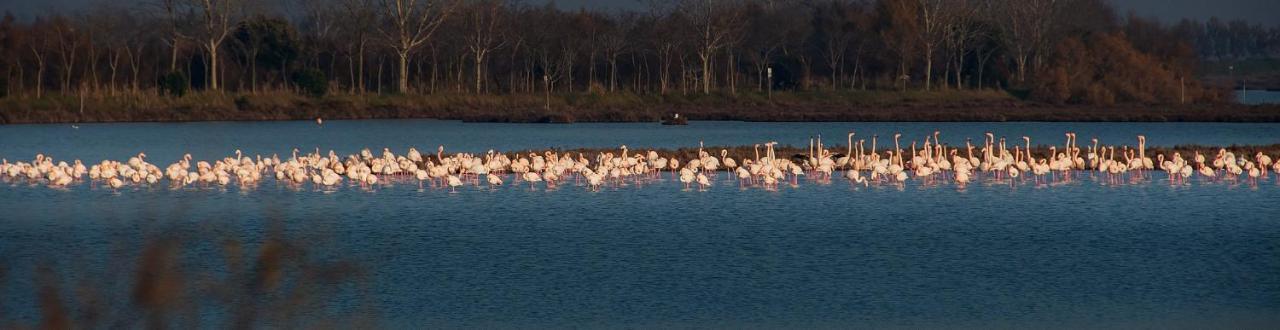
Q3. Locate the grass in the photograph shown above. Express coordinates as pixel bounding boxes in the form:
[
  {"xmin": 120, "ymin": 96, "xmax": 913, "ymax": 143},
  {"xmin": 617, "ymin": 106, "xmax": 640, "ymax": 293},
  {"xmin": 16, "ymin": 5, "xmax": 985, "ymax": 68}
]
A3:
[{"xmin": 1, "ymin": 88, "xmax": 1278, "ymax": 124}]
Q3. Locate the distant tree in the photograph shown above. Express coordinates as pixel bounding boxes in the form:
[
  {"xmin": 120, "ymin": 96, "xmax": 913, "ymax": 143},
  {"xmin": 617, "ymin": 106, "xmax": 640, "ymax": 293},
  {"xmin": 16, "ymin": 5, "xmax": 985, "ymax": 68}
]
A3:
[
  {"xmin": 742, "ymin": 2, "xmax": 787, "ymax": 91},
  {"xmin": 600, "ymin": 12, "xmax": 636, "ymax": 92},
  {"xmin": 462, "ymin": 0, "xmax": 507, "ymax": 94},
  {"xmin": 0, "ymin": 12, "xmax": 15, "ymax": 97},
  {"xmin": 943, "ymin": 0, "xmax": 979, "ymax": 89},
  {"xmin": 377, "ymin": 0, "xmax": 458, "ymax": 93},
  {"xmin": 811, "ymin": 1, "xmax": 868, "ymax": 90},
  {"xmin": 991, "ymin": 0, "xmax": 1057, "ymax": 83},
  {"xmin": 0, "ymin": 0, "xmax": 1248, "ymax": 104},
  {"xmin": 291, "ymin": 67, "xmax": 328, "ymax": 96},
  {"xmin": 682, "ymin": 0, "xmax": 744, "ymax": 94},
  {"xmin": 231, "ymin": 16, "xmax": 300, "ymax": 92},
  {"xmin": 877, "ymin": 0, "xmax": 919, "ymax": 90},
  {"xmin": 47, "ymin": 15, "xmax": 82, "ymax": 94},
  {"xmin": 338, "ymin": 0, "xmax": 377, "ymax": 93},
  {"xmin": 153, "ymin": 0, "xmax": 191, "ymax": 74},
  {"xmin": 190, "ymin": 0, "xmax": 246, "ymax": 91},
  {"xmin": 915, "ymin": 0, "xmax": 954, "ymax": 90}
]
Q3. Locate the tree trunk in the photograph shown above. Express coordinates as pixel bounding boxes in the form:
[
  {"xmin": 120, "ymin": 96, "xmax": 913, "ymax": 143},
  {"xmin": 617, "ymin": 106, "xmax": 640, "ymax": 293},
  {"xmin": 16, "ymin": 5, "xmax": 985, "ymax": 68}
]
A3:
[
  {"xmin": 169, "ymin": 38, "xmax": 180, "ymax": 73},
  {"xmin": 108, "ymin": 53, "xmax": 119, "ymax": 96},
  {"xmin": 357, "ymin": 43, "xmax": 366, "ymax": 92},
  {"xmin": 700, "ymin": 51, "xmax": 711, "ymax": 94},
  {"xmin": 31, "ymin": 48, "xmax": 44, "ymax": 98},
  {"xmin": 376, "ymin": 55, "xmax": 384, "ymax": 93},
  {"xmin": 474, "ymin": 51, "xmax": 484, "ymax": 94},
  {"xmin": 924, "ymin": 50, "xmax": 933, "ymax": 91},
  {"xmin": 250, "ymin": 51, "xmax": 258, "ymax": 92},
  {"xmin": 1015, "ymin": 53, "xmax": 1027, "ymax": 83},
  {"xmin": 397, "ymin": 51, "xmax": 410, "ymax": 93},
  {"xmin": 208, "ymin": 41, "xmax": 221, "ymax": 91},
  {"xmin": 608, "ymin": 56, "xmax": 617, "ymax": 92}
]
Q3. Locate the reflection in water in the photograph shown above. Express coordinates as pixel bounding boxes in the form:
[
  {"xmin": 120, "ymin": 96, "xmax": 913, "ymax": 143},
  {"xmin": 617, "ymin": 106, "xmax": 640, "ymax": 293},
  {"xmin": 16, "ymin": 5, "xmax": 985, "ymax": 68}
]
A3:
[
  {"xmin": 1, "ymin": 173, "xmax": 1278, "ymax": 327},
  {"xmin": 1, "ymin": 214, "xmax": 369, "ymax": 328},
  {"xmin": 2, "ymin": 121, "xmax": 1280, "ymax": 327},
  {"xmin": 1237, "ymin": 89, "xmax": 1280, "ymax": 105}
]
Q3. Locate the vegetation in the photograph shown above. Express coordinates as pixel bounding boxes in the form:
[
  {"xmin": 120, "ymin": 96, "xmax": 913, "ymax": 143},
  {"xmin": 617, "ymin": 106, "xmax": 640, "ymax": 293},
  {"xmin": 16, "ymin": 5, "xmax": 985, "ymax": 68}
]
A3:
[
  {"xmin": 0, "ymin": 0, "xmax": 1276, "ymax": 124},
  {"xmin": 0, "ymin": 218, "xmax": 368, "ymax": 328}
]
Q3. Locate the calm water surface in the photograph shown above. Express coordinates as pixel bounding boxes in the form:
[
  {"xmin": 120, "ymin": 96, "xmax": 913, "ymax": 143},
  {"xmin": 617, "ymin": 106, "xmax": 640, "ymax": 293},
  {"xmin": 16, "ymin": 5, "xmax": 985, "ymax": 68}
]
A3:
[
  {"xmin": 1237, "ymin": 89, "xmax": 1280, "ymax": 105},
  {"xmin": 1, "ymin": 121, "xmax": 1278, "ymax": 328}
]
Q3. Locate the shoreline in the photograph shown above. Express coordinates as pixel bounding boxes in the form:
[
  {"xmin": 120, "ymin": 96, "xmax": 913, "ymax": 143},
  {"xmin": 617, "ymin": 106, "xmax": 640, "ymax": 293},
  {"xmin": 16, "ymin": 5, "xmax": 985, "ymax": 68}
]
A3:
[
  {"xmin": 3, "ymin": 90, "xmax": 1280, "ymax": 124},
  {"xmin": 6, "ymin": 104, "xmax": 1280, "ymax": 124}
]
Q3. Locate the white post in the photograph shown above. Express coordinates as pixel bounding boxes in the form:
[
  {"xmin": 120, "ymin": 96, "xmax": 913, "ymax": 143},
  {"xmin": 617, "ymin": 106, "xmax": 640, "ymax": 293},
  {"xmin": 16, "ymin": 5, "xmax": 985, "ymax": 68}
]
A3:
[{"xmin": 767, "ymin": 67, "xmax": 773, "ymax": 99}]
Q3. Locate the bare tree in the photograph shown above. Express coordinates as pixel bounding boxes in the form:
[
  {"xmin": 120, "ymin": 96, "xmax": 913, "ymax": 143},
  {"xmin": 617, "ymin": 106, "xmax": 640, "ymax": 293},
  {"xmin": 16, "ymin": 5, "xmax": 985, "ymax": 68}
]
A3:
[
  {"xmin": 943, "ymin": 0, "xmax": 979, "ymax": 89},
  {"xmin": 28, "ymin": 19, "xmax": 51, "ymax": 98},
  {"xmin": 742, "ymin": 1, "xmax": 800, "ymax": 92},
  {"xmin": 50, "ymin": 15, "xmax": 80, "ymax": 93},
  {"xmin": 339, "ymin": 0, "xmax": 377, "ymax": 93},
  {"xmin": 993, "ymin": 0, "xmax": 1057, "ymax": 83},
  {"xmin": 877, "ymin": 0, "xmax": 919, "ymax": 90},
  {"xmin": 377, "ymin": 0, "xmax": 458, "ymax": 93},
  {"xmin": 152, "ymin": 0, "xmax": 191, "ymax": 74},
  {"xmin": 462, "ymin": 0, "xmax": 507, "ymax": 94},
  {"xmin": 813, "ymin": 1, "xmax": 863, "ymax": 90},
  {"xmin": 644, "ymin": 2, "xmax": 684, "ymax": 94},
  {"xmin": 916, "ymin": 0, "xmax": 953, "ymax": 90},
  {"xmin": 92, "ymin": 4, "xmax": 136, "ymax": 94},
  {"xmin": 684, "ymin": 0, "xmax": 743, "ymax": 94},
  {"xmin": 601, "ymin": 12, "xmax": 637, "ymax": 93},
  {"xmin": 190, "ymin": 0, "xmax": 244, "ymax": 91}
]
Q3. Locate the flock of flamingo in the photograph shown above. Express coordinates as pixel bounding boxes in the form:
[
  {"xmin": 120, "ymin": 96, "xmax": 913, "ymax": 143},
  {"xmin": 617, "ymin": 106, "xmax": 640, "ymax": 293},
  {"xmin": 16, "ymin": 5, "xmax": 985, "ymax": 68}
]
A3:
[{"xmin": 2, "ymin": 131, "xmax": 1278, "ymax": 192}]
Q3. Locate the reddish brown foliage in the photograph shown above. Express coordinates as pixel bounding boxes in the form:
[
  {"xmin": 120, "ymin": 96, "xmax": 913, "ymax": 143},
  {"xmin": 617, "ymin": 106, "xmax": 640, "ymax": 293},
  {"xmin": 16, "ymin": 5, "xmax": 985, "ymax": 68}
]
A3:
[{"xmin": 1033, "ymin": 31, "xmax": 1222, "ymax": 105}]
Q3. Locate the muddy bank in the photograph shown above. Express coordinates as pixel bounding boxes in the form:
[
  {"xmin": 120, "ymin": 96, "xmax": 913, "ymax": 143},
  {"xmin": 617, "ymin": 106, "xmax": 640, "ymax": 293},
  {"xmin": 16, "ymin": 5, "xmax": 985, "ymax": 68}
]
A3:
[{"xmin": 2, "ymin": 91, "xmax": 1279, "ymax": 124}]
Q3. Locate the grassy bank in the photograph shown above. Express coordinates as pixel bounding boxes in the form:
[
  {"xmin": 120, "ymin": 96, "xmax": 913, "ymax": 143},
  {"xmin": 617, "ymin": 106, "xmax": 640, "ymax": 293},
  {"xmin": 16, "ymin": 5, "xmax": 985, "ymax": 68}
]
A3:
[{"xmin": 2, "ymin": 89, "xmax": 1279, "ymax": 124}]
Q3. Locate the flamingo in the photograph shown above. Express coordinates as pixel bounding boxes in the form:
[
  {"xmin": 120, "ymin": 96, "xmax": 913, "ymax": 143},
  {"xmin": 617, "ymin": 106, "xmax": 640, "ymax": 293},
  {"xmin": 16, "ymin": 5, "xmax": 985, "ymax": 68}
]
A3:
[{"xmin": 447, "ymin": 175, "xmax": 463, "ymax": 192}]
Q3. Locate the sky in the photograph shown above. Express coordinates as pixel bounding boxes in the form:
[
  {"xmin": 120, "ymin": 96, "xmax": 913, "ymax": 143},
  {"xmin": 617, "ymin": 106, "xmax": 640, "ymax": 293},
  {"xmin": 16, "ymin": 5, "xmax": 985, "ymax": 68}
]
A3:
[{"xmin": 2, "ymin": 0, "xmax": 1278, "ymax": 25}]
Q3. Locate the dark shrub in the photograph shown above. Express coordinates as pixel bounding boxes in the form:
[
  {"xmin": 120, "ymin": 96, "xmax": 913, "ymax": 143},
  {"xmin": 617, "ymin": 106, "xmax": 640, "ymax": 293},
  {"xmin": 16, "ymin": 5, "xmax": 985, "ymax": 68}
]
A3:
[
  {"xmin": 159, "ymin": 72, "xmax": 188, "ymax": 97},
  {"xmin": 291, "ymin": 68, "xmax": 328, "ymax": 97},
  {"xmin": 235, "ymin": 95, "xmax": 251, "ymax": 110}
]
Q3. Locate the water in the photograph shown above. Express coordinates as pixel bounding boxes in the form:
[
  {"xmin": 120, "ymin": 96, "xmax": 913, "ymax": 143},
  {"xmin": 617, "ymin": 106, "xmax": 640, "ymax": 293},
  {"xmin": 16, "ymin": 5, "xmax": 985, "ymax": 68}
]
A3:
[
  {"xmin": 2, "ymin": 121, "xmax": 1279, "ymax": 328},
  {"xmin": 1237, "ymin": 89, "xmax": 1280, "ymax": 105}
]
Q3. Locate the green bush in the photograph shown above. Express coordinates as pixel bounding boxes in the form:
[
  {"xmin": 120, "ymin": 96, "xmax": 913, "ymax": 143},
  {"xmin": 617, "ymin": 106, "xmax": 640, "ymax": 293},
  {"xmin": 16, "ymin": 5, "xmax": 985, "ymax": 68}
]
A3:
[
  {"xmin": 159, "ymin": 72, "xmax": 188, "ymax": 97},
  {"xmin": 291, "ymin": 68, "xmax": 328, "ymax": 97}
]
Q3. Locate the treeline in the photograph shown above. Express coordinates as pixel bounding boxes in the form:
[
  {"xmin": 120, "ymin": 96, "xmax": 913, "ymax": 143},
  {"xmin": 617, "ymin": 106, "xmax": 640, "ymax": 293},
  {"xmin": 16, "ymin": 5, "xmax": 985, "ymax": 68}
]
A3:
[
  {"xmin": 1170, "ymin": 17, "xmax": 1280, "ymax": 61},
  {"xmin": 0, "ymin": 0, "xmax": 1243, "ymax": 105}
]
